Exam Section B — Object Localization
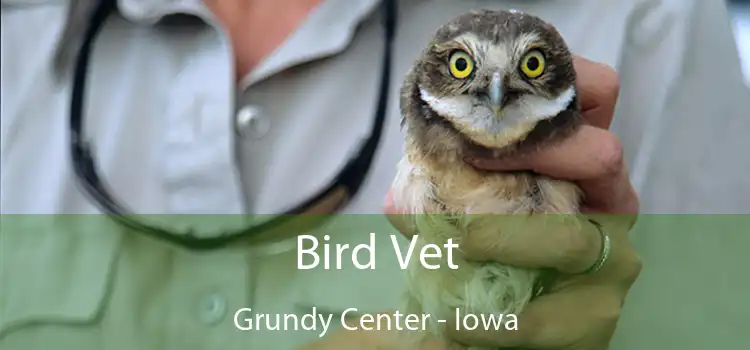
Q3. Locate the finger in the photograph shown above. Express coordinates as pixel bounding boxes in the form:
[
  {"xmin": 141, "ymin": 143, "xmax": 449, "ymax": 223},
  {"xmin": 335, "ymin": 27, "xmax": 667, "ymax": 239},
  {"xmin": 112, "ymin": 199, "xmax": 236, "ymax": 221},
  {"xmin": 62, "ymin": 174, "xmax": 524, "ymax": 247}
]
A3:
[
  {"xmin": 468, "ymin": 126, "xmax": 638, "ymax": 214},
  {"xmin": 470, "ymin": 126, "xmax": 619, "ymax": 179},
  {"xmin": 383, "ymin": 189, "xmax": 418, "ymax": 237},
  {"xmin": 385, "ymin": 189, "xmax": 603, "ymax": 274},
  {"xmin": 573, "ymin": 55, "xmax": 620, "ymax": 130},
  {"xmin": 458, "ymin": 214, "xmax": 604, "ymax": 274},
  {"xmin": 446, "ymin": 286, "xmax": 621, "ymax": 349}
]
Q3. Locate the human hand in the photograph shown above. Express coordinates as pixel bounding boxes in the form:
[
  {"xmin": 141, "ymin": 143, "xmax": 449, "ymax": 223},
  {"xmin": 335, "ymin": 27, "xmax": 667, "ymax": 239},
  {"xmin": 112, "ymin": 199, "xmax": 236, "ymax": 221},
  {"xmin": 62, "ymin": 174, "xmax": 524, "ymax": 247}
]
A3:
[{"xmin": 384, "ymin": 55, "xmax": 642, "ymax": 350}]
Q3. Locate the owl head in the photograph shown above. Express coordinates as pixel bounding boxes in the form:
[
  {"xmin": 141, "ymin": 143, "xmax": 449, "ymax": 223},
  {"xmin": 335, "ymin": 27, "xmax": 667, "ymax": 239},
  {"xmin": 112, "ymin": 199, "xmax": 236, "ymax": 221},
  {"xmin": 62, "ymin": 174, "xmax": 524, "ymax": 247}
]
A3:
[{"xmin": 403, "ymin": 9, "xmax": 580, "ymax": 153}]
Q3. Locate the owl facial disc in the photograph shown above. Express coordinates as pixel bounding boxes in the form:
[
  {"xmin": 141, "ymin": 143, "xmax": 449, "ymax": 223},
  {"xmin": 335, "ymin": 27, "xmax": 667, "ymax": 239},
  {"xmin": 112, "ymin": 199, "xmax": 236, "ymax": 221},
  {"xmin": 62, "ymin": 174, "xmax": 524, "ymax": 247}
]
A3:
[{"xmin": 411, "ymin": 10, "xmax": 579, "ymax": 150}]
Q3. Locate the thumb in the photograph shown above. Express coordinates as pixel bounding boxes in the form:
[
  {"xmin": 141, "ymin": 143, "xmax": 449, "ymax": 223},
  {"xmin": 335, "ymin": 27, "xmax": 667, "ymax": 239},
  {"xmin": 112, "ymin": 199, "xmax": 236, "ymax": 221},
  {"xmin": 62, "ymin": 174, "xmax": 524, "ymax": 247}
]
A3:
[
  {"xmin": 467, "ymin": 126, "xmax": 638, "ymax": 214},
  {"xmin": 383, "ymin": 189, "xmax": 418, "ymax": 237},
  {"xmin": 467, "ymin": 126, "xmax": 620, "ymax": 181}
]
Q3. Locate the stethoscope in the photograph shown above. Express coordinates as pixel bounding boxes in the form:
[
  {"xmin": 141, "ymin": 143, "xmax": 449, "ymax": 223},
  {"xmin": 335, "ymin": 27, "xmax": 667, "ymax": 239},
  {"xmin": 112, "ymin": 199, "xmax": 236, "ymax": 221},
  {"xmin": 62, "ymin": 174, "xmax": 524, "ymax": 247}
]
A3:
[{"xmin": 70, "ymin": 0, "xmax": 397, "ymax": 250}]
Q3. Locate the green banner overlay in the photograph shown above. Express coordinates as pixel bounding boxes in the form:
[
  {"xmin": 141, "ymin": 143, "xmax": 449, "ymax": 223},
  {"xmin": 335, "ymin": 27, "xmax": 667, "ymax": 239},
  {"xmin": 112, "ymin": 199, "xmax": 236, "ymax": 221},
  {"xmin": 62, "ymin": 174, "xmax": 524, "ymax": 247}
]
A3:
[{"xmin": 1, "ymin": 214, "xmax": 748, "ymax": 347}]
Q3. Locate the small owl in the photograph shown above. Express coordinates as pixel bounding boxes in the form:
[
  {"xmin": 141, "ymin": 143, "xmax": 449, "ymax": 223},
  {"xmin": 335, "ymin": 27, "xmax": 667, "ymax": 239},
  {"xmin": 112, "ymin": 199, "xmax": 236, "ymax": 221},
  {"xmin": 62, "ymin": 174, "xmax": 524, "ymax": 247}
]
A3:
[{"xmin": 391, "ymin": 10, "xmax": 583, "ymax": 349}]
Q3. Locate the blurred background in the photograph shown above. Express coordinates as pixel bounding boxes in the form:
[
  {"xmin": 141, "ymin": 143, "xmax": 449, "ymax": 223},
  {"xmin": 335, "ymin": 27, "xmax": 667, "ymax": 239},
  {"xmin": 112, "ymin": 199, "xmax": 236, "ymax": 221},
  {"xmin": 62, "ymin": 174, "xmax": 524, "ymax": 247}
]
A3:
[{"xmin": 729, "ymin": 0, "xmax": 750, "ymax": 85}]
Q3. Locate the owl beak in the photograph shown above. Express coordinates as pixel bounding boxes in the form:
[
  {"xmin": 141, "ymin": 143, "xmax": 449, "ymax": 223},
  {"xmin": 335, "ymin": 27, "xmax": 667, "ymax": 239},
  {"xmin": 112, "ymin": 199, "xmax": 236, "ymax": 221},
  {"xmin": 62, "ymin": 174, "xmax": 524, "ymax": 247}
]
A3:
[{"xmin": 488, "ymin": 72, "xmax": 504, "ymax": 117}]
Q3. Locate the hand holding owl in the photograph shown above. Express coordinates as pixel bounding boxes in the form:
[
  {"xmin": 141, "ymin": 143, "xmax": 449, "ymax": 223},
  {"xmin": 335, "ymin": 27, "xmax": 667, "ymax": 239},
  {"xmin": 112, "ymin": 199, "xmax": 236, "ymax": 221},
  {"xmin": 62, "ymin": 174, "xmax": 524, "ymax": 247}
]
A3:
[
  {"xmin": 303, "ymin": 46, "xmax": 641, "ymax": 350},
  {"xmin": 302, "ymin": 11, "xmax": 641, "ymax": 350},
  {"xmin": 385, "ymin": 55, "xmax": 641, "ymax": 350}
]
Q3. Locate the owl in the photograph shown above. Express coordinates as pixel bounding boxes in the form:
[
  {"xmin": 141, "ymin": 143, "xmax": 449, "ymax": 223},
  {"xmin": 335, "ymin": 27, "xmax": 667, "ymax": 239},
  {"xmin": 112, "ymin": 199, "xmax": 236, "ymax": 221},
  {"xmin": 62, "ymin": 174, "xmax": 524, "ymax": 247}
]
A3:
[{"xmin": 391, "ymin": 9, "xmax": 583, "ymax": 350}]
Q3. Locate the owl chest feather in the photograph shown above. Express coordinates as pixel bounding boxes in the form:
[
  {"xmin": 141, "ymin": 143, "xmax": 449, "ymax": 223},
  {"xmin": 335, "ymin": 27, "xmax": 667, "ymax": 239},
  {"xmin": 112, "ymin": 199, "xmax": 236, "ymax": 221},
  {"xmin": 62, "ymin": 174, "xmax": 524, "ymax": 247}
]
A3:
[
  {"xmin": 393, "ymin": 147, "xmax": 581, "ymax": 216},
  {"xmin": 392, "ymin": 146, "xmax": 581, "ymax": 348}
]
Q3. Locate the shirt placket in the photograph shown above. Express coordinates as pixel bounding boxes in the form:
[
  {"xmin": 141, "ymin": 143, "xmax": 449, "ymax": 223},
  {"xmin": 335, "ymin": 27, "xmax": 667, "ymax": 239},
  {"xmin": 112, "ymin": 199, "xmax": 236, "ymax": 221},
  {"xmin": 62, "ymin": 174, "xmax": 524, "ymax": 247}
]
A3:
[
  {"xmin": 161, "ymin": 28, "xmax": 245, "ymax": 218},
  {"xmin": 120, "ymin": 3, "xmax": 258, "ymax": 349}
]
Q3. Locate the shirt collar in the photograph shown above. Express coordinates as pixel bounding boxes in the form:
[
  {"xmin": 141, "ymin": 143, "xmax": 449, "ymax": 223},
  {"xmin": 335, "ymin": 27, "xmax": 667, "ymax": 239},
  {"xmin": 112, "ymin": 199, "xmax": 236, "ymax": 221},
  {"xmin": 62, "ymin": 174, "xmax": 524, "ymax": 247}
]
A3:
[
  {"xmin": 239, "ymin": 0, "xmax": 381, "ymax": 87},
  {"xmin": 52, "ymin": 0, "xmax": 203, "ymax": 78},
  {"xmin": 52, "ymin": 0, "xmax": 381, "ymax": 84},
  {"xmin": 117, "ymin": 0, "xmax": 205, "ymax": 23}
]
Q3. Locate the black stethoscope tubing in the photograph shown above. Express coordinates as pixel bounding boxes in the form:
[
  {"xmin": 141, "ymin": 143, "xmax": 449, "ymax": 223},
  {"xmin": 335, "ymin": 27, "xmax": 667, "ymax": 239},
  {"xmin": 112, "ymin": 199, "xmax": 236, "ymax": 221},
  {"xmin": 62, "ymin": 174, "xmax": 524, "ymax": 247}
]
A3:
[{"xmin": 69, "ymin": 0, "xmax": 397, "ymax": 250}]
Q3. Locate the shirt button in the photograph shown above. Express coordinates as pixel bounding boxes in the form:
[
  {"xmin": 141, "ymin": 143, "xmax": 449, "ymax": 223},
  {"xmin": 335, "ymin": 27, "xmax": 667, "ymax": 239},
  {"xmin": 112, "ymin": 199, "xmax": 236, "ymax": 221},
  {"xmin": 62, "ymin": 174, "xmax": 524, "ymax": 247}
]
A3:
[
  {"xmin": 236, "ymin": 105, "xmax": 270, "ymax": 139},
  {"xmin": 198, "ymin": 293, "xmax": 227, "ymax": 325}
]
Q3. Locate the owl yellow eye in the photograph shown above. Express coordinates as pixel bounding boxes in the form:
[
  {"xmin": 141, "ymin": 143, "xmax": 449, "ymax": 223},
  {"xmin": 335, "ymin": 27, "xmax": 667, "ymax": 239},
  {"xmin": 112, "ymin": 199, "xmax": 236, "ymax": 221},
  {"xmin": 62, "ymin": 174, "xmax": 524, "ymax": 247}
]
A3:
[
  {"xmin": 449, "ymin": 51, "xmax": 474, "ymax": 79},
  {"xmin": 520, "ymin": 50, "xmax": 546, "ymax": 78}
]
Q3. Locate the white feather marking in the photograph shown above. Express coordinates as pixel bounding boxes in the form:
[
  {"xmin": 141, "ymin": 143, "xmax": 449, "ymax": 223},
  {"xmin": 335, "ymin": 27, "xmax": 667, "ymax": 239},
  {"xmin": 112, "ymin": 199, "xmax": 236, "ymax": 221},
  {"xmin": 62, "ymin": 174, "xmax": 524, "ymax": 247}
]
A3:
[
  {"xmin": 512, "ymin": 33, "xmax": 540, "ymax": 58},
  {"xmin": 391, "ymin": 157, "xmax": 436, "ymax": 214},
  {"xmin": 419, "ymin": 86, "xmax": 576, "ymax": 136}
]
